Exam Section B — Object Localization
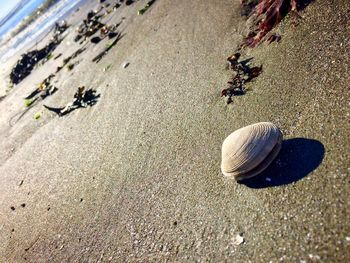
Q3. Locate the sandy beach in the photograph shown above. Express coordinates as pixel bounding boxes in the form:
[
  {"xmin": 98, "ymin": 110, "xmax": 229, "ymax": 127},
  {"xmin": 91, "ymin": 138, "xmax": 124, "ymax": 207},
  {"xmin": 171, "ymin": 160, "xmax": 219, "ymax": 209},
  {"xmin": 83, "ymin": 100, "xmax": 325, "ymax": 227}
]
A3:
[{"xmin": 0, "ymin": 0, "xmax": 349, "ymax": 262}]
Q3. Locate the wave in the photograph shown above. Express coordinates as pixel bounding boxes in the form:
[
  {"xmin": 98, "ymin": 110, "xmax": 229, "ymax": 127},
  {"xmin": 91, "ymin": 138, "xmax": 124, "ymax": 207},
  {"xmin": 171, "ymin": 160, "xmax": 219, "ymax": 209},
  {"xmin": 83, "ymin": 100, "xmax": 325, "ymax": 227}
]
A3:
[{"xmin": 0, "ymin": 0, "xmax": 85, "ymax": 62}]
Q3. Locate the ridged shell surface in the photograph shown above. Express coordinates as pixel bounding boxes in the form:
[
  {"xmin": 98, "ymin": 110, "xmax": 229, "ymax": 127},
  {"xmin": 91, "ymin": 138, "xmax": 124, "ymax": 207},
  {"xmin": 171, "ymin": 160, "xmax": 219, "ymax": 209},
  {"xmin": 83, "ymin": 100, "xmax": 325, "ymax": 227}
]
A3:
[{"xmin": 221, "ymin": 122, "xmax": 282, "ymax": 181}]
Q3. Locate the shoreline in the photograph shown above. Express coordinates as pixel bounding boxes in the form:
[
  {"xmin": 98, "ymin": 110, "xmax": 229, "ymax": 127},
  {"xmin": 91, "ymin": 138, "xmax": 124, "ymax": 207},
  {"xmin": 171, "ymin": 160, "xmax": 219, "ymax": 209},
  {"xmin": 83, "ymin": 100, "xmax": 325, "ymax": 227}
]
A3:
[{"xmin": 0, "ymin": 0, "xmax": 86, "ymax": 64}]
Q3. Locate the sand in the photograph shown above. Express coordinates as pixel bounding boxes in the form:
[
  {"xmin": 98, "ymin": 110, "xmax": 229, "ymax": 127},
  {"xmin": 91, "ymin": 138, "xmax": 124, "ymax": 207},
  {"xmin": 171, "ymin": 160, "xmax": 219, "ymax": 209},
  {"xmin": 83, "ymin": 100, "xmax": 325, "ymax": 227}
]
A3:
[{"xmin": 0, "ymin": 0, "xmax": 349, "ymax": 262}]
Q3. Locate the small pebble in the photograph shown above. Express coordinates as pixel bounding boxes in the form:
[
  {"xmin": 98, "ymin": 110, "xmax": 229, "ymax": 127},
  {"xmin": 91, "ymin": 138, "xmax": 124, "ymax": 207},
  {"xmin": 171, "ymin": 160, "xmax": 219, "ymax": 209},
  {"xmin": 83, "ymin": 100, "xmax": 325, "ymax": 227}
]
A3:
[
  {"xmin": 10, "ymin": 206, "xmax": 15, "ymax": 211},
  {"xmin": 232, "ymin": 234, "xmax": 244, "ymax": 246},
  {"xmin": 309, "ymin": 254, "xmax": 320, "ymax": 260},
  {"xmin": 122, "ymin": 62, "xmax": 129, "ymax": 68},
  {"xmin": 21, "ymin": 203, "xmax": 26, "ymax": 208}
]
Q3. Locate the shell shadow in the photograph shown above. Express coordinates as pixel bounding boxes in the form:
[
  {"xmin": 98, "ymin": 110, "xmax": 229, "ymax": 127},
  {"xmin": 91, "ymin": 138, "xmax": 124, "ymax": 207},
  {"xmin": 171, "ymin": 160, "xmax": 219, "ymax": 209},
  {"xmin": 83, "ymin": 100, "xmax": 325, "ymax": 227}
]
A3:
[{"xmin": 241, "ymin": 138, "xmax": 325, "ymax": 188}]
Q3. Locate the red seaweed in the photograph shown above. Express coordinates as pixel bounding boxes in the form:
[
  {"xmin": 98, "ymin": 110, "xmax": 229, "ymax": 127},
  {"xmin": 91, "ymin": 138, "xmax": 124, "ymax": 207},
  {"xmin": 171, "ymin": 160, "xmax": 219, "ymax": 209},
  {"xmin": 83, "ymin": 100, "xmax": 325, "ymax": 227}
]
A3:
[{"xmin": 242, "ymin": 0, "xmax": 310, "ymax": 47}]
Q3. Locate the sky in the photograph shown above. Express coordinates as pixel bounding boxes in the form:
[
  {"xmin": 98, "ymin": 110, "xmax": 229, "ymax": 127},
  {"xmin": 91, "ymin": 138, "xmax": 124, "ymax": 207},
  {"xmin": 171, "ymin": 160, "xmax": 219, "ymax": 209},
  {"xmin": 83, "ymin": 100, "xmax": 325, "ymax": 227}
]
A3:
[{"xmin": 0, "ymin": 0, "xmax": 21, "ymax": 21}]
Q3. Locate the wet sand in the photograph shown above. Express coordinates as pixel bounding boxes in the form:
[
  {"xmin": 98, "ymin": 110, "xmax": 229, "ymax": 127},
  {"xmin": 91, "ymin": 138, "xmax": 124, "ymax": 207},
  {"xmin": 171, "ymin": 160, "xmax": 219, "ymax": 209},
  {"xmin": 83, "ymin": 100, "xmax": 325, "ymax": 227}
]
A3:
[{"xmin": 0, "ymin": 0, "xmax": 349, "ymax": 262}]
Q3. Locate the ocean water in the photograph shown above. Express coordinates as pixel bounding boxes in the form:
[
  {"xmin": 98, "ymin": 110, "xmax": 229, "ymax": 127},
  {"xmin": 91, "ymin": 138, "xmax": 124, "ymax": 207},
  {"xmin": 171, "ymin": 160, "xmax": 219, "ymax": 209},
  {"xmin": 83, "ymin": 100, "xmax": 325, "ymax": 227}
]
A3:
[
  {"xmin": 0, "ymin": 0, "xmax": 85, "ymax": 62},
  {"xmin": 0, "ymin": 0, "xmax": 47, "ymax": 38}
]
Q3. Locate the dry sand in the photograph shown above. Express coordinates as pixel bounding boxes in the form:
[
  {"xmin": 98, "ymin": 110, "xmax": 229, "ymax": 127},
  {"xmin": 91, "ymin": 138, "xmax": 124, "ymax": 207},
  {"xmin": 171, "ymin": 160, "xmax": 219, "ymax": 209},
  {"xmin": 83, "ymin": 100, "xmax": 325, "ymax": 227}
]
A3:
[{"xmin": 0, "ymin": 0, "xmax": 349, "ymax": 262}]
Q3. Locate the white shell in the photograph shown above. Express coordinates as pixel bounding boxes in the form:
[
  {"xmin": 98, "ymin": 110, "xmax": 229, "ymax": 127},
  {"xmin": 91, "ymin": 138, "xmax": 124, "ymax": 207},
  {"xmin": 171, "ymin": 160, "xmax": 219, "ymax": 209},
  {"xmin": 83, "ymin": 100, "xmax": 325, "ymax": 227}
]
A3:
[{"xmin": 221, "ymin": 122, "xmax": 282, "ymax": 181}]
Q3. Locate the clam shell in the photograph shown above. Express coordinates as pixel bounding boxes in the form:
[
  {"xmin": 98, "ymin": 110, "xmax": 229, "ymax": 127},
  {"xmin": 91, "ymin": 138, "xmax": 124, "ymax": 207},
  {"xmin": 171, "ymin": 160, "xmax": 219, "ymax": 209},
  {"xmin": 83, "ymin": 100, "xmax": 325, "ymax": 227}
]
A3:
[{"xmin": 221, "ymin": 122, "xmax": 282, "ymax": 181}]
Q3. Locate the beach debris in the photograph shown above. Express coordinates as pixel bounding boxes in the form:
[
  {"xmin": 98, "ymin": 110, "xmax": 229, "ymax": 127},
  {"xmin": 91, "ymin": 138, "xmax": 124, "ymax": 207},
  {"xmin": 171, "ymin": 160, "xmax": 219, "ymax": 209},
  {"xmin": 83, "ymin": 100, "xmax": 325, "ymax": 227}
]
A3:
[
  {"xmin": 39, "ymin": 85, "xmax": 57, "ymax": 99},
  {"xmin": 19, "ymin": 180, "xmax": 24, "ymax": 187},
  {"xmin": 38, "ymin": 74, "xmax": 55, "ymax": 89},
  {"xmin": 74, "ymin": 10, "xmax": 104, "ymax": 42},
  {"xmin": 39, "ymin": 52, "xmax": 54, "ymax": 65},
  {"xmin": 103, "ymin": 64, "xmax": 113, "ymax": 72},
  {"xmin": 221, "ymin": 53, "xmax": 262, "ymax": 104},
  {"xmin": 122, "ymin": 62, "xmax": 129, "ymax": 68},
  {"xmin": 308, "ymin": 254, "xmax": 320, "ymax": 260},
  {"xmin": 89, "ymin": 25, "xmax": 120, "ymax": 44},
  {"xmin": 9, "ymin": 20, "xmax": 68, "ymax": 85},
  {"xmin": 227, "ymin": 53, "xmax": 241, "ymax": 69},
  {"xmin": 53, "ymin": 20, "xmax": 68, "ymax": 36},
  {"xmin": 67, "ymin": 63, "xmax": 75, "ymax": 71},
  {"xmin": 10, "ymin": 39, "xmax": 62, "ymax": 85},
  {"xmin": 34, "ymin": 112, "xmax": 42, "ymax": 120},
  {"xmin": 44, "ymin": 86, "xmax": 100, "ymax": 117},
  {"xmin": 232, "ymin": 234, "xmax": 245, "ymax": 246},
  {"xmin": 221, "ymin": 122, "xmax": 283, "ymax": 181},
  {"xmin": 100, "ymin": 25, "xmax": 110, "ymax": 36},
  {"xmin": 100, "ymin": 24, "xmax": 121, "ymax": 38},
  {"xmin": 240, "ymin": 0, "xmax": 306, "ymax": 47},
  {"xmin": 24, "ymin": 74, "xmax": 57, "ymax": 101},
  {"xmin": 113, "ymin": 2, "xmax": 121, "ymax": 10},
  {"xmin": 24, "ymin": 99, "xmax": 35, "ymax": 107},
  {"xmin": 56, "ymin": 48, "xmax": 86, "ymax": 73},
  {"xmin": 92, "ymin": 32, "xmax": 123, "ymax": 63},
  {"xmin": 91, "ymin": 36, "xmax": 102, "ymax": 44},
  {"xmin": 267, "ymin": 33, "xmax": 282, "ymax": 44},
  {"xmin": 54, "ymin": 53, "xmax": 62, "ymax": 60},
  {"xmin": 138, "ymin": 0, "xmax": 156, "ymax": 15}
]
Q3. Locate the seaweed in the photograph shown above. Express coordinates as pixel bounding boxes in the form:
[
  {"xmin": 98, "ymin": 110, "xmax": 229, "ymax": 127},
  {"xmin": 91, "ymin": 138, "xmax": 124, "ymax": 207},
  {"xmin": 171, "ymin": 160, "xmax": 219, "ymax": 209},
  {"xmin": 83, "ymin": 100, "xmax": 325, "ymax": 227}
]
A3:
[
  {"xmin": 221, "ymin": 53, "xmax": 262, "ymax": 104},
  {"xmin": 241, "ymin": 0, "xmax": 313, "ymax": 47},
  {"xmin": 44, "ymin": 87, "xmax": 100, "ymax": 117},
  {"xmin": 92, "ymin": 32, "xmax": 124, "ymax": 63}
]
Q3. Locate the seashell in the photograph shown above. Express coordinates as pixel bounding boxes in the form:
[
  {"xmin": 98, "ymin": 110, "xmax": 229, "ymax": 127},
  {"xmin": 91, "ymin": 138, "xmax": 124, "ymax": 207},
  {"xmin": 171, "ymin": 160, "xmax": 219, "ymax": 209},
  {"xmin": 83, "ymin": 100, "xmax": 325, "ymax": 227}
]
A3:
[{"xmin": 221, "ymin": 122, "xmax": 283, "ymax": 181}]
